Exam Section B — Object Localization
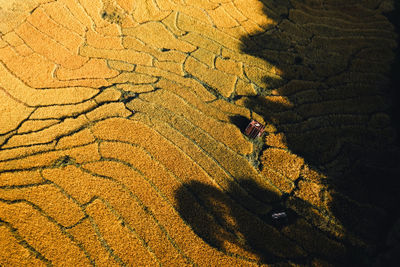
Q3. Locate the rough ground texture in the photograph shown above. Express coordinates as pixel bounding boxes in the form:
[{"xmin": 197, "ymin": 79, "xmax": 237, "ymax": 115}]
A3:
[{"xmin": 0, "ymin": 0, "xmax": 399, "ymax": 265}]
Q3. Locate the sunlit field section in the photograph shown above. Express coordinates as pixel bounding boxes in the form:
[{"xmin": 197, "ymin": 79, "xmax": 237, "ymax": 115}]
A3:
[{"xmin": 1, "ymin": 0, "xmax": 399, "ymax": 265}]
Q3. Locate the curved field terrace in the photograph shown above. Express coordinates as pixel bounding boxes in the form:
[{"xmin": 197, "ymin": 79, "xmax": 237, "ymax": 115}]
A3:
[{"xmin": 1, "ymin": 0, "xmax": 399, "ymax": 265}]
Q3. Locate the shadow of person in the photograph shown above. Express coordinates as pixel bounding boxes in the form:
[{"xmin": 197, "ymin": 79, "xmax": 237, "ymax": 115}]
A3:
[
  {"xmin": 175, "ymin": 179, "xmax": 307, "ymax": 265},
  {"xmin": 176, "ymin": 0, "xmax": 400, "ymax": 265},
  {"xmin": 234, "ymin": 0, "xmax": 400, "ymax": 264}
]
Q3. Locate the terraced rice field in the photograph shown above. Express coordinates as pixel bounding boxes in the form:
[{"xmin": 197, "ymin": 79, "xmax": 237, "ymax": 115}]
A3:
[{"xmin": 1, "ymin": 0, "xmax": 399, "ymax": 265}]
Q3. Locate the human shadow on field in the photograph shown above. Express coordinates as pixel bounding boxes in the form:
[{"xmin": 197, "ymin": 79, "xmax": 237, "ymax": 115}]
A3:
[
  {"xmin": 234, "ymin": 0, "xmax": 400, "ymax": 263},
  {"xmin": 177, "ymin": 0, "xmax": 400, "ymax": 265},
  {"xmin": 175, "ymin": 178, "xmax": 307, "ymax": 265}
]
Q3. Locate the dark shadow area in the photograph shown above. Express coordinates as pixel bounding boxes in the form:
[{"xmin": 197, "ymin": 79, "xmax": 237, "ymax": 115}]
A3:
[
  {"xmin": 177, "ymin": 0, "xmax": 400, "ymax": 265},
  {"xmin": 385, "ymin": 0, "xmax": 400, "ymax": 135},
  {"xmin": 237, "ymin": 0, "xmax": 400, "ymax": 264},
  {"xmin": 229, "ymin": 115, "xmax": 252, "ymax": 134},
  {"xmin": 375, "ymin": 2, "xmax": 400, "ymax": 265},
  {"xmin": 175, "ymin": 179, "xmax": 309, "ymax": 265}
]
